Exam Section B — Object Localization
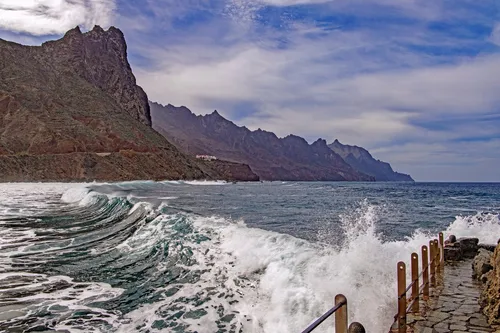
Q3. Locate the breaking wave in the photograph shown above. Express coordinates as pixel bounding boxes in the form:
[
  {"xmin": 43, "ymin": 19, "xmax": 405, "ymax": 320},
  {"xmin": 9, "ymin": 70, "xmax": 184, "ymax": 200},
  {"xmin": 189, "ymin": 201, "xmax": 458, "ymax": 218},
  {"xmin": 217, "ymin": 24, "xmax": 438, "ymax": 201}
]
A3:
[{"xmin": 0, "ymin": 183, "xmax": 498, "ymax": 332}]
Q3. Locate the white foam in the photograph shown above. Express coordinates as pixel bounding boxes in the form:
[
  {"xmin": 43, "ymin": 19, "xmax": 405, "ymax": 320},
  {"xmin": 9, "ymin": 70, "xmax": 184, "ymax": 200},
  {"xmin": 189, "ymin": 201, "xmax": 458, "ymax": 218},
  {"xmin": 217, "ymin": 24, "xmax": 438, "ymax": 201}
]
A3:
[
  {"xmin": 60, "ymin": 186, "xmax": 92, "ymax": 203},
  {"xmin": 0, "ymin": 272, "xmax": 124, "ymax": 331},
  {"xmin": 118, "ymin": 205, "xmax": 500, "ymax": 333},
  {"xmin": 445, "ymin": 212, "xmax": 500, "ymax": 244},
  {"xmin": 183, "ymin": 180, "xmax": 228, "ymax": 185}
]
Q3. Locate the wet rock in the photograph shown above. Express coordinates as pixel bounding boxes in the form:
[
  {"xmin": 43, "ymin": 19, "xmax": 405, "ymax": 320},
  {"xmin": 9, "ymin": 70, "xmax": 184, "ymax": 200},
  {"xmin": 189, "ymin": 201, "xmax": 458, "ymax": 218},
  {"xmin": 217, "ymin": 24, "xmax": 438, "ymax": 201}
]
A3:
[
  {"xmin": 473, "ymin": 249, "xmax": 494, "ymax": 280},
  {"xmin": 458, "ymin": 237, "xmax": 479, "ymax": 258},
  {"xmin": 445, "ymin": 244, "xmax": 463, "ymax": 261},
  {"xmin": 479, "ymin": 244, "xmax": 497, "ymax": 252},
  {"xmin": 447, "ymin": 235, "xmax": 457, "ymax": 244}
]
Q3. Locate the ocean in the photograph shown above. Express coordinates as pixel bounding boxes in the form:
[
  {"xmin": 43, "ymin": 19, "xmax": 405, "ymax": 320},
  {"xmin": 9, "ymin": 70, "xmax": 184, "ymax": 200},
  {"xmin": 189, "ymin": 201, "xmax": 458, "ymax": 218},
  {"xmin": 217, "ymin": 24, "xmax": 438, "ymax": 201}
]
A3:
[{"xmin": 0, "ymin": 181, "xmax": 499, "ymax": 333}]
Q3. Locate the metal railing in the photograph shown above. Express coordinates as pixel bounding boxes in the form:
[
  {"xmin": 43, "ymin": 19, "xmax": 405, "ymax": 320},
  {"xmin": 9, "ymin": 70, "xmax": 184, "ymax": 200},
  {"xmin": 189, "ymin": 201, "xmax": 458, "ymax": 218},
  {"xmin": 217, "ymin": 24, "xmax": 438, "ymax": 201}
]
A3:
[
  {"xmin": 300, "ymin": 294, "xmax": 366, "ymax": 333},
  {"xmin": 390, "ymin": 232, "xmax": 445, "ymax": 333}
]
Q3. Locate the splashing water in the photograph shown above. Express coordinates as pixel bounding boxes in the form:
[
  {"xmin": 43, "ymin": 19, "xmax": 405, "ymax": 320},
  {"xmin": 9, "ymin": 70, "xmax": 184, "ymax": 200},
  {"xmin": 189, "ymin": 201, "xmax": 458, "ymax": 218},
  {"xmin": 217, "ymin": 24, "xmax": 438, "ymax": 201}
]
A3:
[{"xmin": 0, "ymin": 182, "xmax": 498, "ymax": 332}]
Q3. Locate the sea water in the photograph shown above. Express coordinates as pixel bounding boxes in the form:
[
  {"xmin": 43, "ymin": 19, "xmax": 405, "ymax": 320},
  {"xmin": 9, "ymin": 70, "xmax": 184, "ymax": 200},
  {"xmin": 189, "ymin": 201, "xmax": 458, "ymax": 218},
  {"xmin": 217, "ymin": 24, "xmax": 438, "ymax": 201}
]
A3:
[{"xmin": 0, "ymin": 181, "xmax": 499, "ymax": 332}]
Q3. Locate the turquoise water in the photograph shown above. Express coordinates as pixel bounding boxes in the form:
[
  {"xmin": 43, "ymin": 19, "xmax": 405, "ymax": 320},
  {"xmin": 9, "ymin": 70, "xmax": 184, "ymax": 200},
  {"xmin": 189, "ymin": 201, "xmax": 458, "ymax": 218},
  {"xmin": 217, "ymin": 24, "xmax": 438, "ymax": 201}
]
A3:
[{"xmin": 0, "ymin": 181, "xmax": 499, "ymax": 332}]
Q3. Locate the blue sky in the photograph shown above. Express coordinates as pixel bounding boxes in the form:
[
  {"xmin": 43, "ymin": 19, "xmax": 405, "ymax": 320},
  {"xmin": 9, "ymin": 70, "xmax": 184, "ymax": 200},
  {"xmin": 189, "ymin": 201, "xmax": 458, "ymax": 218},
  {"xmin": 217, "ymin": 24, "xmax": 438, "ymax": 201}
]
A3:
[{"xmin": 0, "ymin": 0, "xmax": 499, "ymax": 181}]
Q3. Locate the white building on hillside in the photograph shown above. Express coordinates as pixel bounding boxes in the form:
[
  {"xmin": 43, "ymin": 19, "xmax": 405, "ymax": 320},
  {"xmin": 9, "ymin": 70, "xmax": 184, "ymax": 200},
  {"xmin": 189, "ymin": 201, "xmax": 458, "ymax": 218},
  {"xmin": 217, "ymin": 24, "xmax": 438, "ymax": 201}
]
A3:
[{"xmin": 196, "ymin": 155, "xmax": 217, "ymax": 161}]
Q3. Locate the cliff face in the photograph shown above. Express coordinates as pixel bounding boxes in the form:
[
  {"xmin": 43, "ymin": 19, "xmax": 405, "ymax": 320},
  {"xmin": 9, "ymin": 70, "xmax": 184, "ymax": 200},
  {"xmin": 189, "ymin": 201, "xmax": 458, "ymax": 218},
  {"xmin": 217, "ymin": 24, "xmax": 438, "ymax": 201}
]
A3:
[
  {"xmin": 150, "ymin": 102, "xmax": 373, "ymax": 181},
  {"xmin": 0, "ymin": 26, "xmax": 213, "ymax": 181},
  {"xmin": 328, "ymin": 140, "xmax": 414, "ymax": 181},
  {"xmin": 195, "ymin": 160, "xmax": 260, "ymax": 182},
  {"xmin": 480, "ymin": 243, "xmax": 500, "ymax": 325}
]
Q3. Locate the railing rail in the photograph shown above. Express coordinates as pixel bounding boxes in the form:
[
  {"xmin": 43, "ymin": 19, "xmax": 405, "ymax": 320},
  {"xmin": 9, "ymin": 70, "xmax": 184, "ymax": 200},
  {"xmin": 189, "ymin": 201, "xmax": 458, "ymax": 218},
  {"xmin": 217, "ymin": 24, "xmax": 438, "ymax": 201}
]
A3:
[
  {"xmin": 300, "ymin": 294, "xmax": 365, "ymax": 333},
  {"xmin": 391, "ymin": 232, "xmax": 445, "ymax": 333}
]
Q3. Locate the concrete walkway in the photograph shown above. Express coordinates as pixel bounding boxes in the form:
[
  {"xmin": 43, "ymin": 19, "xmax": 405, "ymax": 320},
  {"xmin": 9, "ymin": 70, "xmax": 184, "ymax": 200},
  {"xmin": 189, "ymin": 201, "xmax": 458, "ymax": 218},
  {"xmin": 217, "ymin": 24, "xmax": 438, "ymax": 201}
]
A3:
[{"xmin": 411, "ymin": 260, "xmax": 496, "ymax": 333}]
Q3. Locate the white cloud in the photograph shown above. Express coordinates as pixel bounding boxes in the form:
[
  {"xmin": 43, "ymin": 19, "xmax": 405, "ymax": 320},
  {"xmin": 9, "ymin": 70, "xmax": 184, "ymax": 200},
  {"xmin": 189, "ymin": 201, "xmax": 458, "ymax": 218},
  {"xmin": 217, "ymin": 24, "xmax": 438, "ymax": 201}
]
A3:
[
  {"xmin": 0, "ymin": 0, "xmax": 116, "ymax": 35},
  {"xmin": 131, "ymin": 9, "xmax": 500, "ymax": 181},
  {"xmin": 371, "ymin": 140, "xmax": 500, "ymax": 182},
  {"xmin": 490, "ymin": 23, "xmax": 500, "ymax": 46}
]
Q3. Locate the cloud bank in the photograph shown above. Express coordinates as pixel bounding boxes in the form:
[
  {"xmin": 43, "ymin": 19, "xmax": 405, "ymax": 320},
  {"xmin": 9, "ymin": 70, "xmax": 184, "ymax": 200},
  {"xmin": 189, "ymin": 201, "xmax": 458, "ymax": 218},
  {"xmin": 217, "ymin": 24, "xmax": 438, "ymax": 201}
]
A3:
[
  {"xmin": 0, "ymin": 0, "xmax": 499, "ymax": 181},
  {"xmin": 0, "ymin": 0, "xmax": 116, "ymax": 35}
]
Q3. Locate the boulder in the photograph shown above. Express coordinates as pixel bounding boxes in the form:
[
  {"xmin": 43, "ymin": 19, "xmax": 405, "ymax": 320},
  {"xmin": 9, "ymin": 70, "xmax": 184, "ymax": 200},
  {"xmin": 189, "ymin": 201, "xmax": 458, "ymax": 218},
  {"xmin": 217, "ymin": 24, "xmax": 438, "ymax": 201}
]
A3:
[
  {"xmin": 458, "ymin": 237, "xmax": 479, "ymax": 258},
  {"xmin": 444, "ymin": 243, "xmax": 463, "ymax": 261},
  {"xmin": 473, "ymin": 248, "xmax": 493, "ymax": 280}
]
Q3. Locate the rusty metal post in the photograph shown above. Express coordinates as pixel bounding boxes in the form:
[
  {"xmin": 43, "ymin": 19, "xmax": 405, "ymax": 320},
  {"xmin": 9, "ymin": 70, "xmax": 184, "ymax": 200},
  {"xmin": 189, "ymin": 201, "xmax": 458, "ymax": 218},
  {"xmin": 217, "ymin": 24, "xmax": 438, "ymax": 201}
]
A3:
[
  {"xmin": 411, "ymin": 252, "xmax": 419, "ymax": 313},
  {"xmin": 433, "ymin": 239, "xmax": 440, "ymax": 271},
  {"xmin": 439, "ymin": 233, "xmax": 445, "ymax": 270},
  {"xmin": 335, "ymin": 294, "xmax": 348, "ymax": 333},
  {"xmin": 429, "ymin": 240, "xmax": 436, "ymax": 287},
  {"xmin": 422, "ymin": 245, "xmax": 429, "ymax": 298},
  {"xmin": 397, "ymin": 261, "xmax": 407, "ymax": 333}
]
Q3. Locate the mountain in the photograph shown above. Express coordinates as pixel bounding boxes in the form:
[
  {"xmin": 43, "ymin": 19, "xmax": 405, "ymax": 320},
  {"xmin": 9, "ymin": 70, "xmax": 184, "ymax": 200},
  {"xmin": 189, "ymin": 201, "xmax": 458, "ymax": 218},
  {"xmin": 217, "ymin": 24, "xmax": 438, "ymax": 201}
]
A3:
[
  {"xmin": 150, "ymin": 102, "xmax": 373, "ymax": 181},
  {"xmin": 0, "ymin": 26, "xmax": 257, "ymax": 181},
  {"xmin": 328, "ymin": 140, "xmax": 414, "ymax": 181}
]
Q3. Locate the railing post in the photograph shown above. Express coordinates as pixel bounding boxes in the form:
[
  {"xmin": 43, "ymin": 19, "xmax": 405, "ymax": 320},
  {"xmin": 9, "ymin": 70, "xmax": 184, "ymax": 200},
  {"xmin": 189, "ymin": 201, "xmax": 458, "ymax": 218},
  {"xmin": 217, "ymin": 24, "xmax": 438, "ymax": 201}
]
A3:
[
  {"xmin": 335, "ymin": 294, "xmax": 348, "ymax": 333},
  {"xmin": 439, "ymin": 232, "xmax": 444, "ymax": 265},
  {"xmin": 438, "ymin": 233, "xmax": 445, "ymax": 272},
  {"xmin": 429, "ymin": 240, "xmax": 436, "ymax": 287},
  {"xmin": 422, "ymin": 245, "xmax": 429, "ymax": 299},
  {"xmin": 411, "ymin": 252, "xmax": 419, "ymax": 313},
  {"xmin": 433, "ymin": 239, "xmax": 440, "ymax": 271},
  {"xmin": 397, "ymin": 261, "xmax": 407, "ymax": 333}
]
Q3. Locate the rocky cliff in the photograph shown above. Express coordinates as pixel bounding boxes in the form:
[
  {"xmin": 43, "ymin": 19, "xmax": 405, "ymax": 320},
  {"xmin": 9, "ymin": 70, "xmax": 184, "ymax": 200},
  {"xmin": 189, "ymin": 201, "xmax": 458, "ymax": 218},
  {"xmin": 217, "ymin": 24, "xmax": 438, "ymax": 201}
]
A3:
[
  {"xmin": 150, "ymin": 102, "xmax": 373, "ymax": 181},
  {"xmin": 479, "ymin": 242, "xmax": 500, "ymax": 325},
  {"xmin": 0, "ymin": 26, "xmax": 231, "ymax": 181},
  {"xmin": 328, "ymin": 139, "xmax": 413, "ymax": 181}
]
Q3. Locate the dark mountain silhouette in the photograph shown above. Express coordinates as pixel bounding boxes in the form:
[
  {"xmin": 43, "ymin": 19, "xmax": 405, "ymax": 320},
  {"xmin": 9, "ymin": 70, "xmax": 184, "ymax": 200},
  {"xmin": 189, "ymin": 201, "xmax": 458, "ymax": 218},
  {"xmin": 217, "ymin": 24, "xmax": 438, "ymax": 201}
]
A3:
[
  {"xmin": 329, "ymin": 140, "xmax": 413, "ymax": 181},
  {"xmin": 150, "ymin": 102, "xmax": 374, "ymax": 181}
]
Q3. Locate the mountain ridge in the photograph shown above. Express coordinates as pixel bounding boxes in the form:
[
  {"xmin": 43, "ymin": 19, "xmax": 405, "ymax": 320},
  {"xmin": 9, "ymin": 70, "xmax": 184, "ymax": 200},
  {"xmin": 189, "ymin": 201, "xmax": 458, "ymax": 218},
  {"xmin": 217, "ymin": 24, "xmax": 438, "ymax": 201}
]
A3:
[
  {"xmin": 0, "ymin": 26, "xmax": 258, "ymax": 182},
  {"xmin": 150, "ymin": 102, "xmax": 375, "ymax": 181},
  {"xmin": 329, "ymin": 139, "xmax": 414, "ymax": 181}
]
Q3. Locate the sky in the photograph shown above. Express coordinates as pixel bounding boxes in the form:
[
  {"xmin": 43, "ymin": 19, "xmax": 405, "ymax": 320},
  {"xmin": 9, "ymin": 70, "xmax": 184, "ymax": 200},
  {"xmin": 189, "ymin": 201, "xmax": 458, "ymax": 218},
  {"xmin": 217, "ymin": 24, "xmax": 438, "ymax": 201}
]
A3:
[{"xmin": 0, "ymin": 0, "xmax": 499, "ymax": 181}]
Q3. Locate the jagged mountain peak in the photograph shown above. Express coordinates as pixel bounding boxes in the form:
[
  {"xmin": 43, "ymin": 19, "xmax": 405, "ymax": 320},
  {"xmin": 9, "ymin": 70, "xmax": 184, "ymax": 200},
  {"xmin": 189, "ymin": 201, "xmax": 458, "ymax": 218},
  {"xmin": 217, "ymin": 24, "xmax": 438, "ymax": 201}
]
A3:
[{"xmin": 0, "ymin": 26, "xmax": 216, "ymax": 181}]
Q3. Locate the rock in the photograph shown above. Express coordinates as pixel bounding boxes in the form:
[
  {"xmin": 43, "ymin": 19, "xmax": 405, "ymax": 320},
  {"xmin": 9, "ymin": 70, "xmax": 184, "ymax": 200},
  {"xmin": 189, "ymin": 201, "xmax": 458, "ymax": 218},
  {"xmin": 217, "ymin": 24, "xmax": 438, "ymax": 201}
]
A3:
[
  {"xmin": 445, "ymin": 243, "xmax": 463, "ymax": 261},
  {"xmin": 479, "ymin": 243, "xmax": 500, "ymax": 325},
  {"xmin": 473, "ymin": 249, "xmax": 494, "ymax": 280},
  {"xmin": 458, "ymin": 237, "xmax": 479, "ymax": 258},
  {"xmin": 348, "ymin": 322, "xmax": 366, "ymax": 333},
  {"xmin": 195, "ymin": 159, "xmax": 259, "ymax": 182},
  {"xmin": 479, "ymin": 244, "xmax": 497, "ymax": 252}
]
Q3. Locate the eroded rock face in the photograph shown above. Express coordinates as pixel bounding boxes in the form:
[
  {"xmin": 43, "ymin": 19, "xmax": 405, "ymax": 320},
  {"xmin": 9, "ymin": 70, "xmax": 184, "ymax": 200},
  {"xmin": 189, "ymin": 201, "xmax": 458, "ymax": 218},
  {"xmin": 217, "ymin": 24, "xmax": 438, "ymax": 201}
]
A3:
[
  {"xmin": 41, "ymin": 26, "xmax": 151, "ymax": 126},
  {"xmin": 0, "ymin": 26, "xmax": 216, "ymax": 181},
  {"xmin": 479, "ymin": 243, "xmax": 500, "ymax": 325},
  {"xmin": 473, "ymin": 249, "xmax": 493, "ymax": 281},
  {"xmin": 196, "ymin": 160, "xmax": 260, "ymax": 182}
]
